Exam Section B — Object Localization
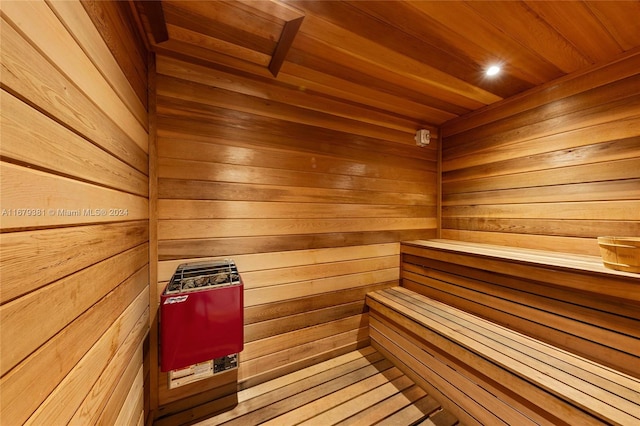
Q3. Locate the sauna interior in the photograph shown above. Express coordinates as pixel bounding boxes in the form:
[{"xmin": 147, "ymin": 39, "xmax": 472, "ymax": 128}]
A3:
[{"xmin": 1, "ymin": 0, "xmax": 639, "ymax": 425}]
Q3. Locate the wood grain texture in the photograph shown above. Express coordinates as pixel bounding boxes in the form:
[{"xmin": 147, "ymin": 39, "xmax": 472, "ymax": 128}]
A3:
[
  {"xmin": 368, "ymin": 286, "xmax": 640, "ymax": 426},
  {"xmin": 243, "ymin": 314, "xmax": 368, "ymax": 362},
  {"xmin": 1, "ymin": 91, "xmax": 148, "ymax": 197},
  {"xmin": 158, "ymin": 218, "xmax": 435, "ymax": 240},
  {"xmin": 0, "ymin": 162, "xmax": 148, "ymax": 230},
  {"xmin": 147, "ymin": 53, "xmax": 160, "ymax": 417},
  {"xmin": 0, "ymin": 267, "xmax": 148, "ymax": 425},
  {"xmin": 111, "ymin": 364, "xmax": 145, "ymax": 426},
  {"xmin": 159, "ymin": 243, "xmax": 398, "ymax": 281},
  {"xmin": 160, "ymin": 347, "xmax": 449, "ymax": 426},
  {"xmin": 0, "ymin": 221, "xmax": 148, "ymax": 303},
  {"xmin": 0, "ymin": 18, "xmax": 148, "ymax": 174},
  {"xmin": 156, "ymin": 136, "xmax": 434, "ymax": 180},
  {"xmin": 301, "ymin": 1, "xmax": 526, "ymax": 99},
  {"xmin": 269, "ymin": 16, "xmax": 304, "ymax": 77},
  {"xmin": 47, "ymin": 0, "xmax": 148, "ymax": 129},
  {"xmin": 153, "ymin": 53, "xmax": 437, "ymax": 417},
  {"xmin": 0, "ymin": 2, "xmax": 149, "ymax": 425},
  {"xmin": 2, "ymin": 0, "xmax": 147, "ymax": 151},
  {"xmin": 442, "ymin": 49, "xmax": 640, "ymax": 138},
  {"xmin": 441, "ymin": 217, "xmax": 639, "ymax": 239},
  {"xmin": 524, "ymin": 1, "xmax": 623, "ymax": 63},
  {"xmin": 156, "ymin": 106, "xmax": 437, "ymax": 163},
  {"xmin": 0, "ymin": 245, "xmax": 148, "ymax": 375},
  {"xmin": 92, "ymin": 345, "xmax": 145, "ymax": 425},
  {"xmin": 133, "ymin": 0, "xmax": 640, "ymax": 128},
  {"xmin": 241, "ymin": 256, "xmax": 398, "ymax": 290},
  {"xmin": 443, "ymin": 201, "xmax": 640, "ymax": 220},
  {"xmin": 158, "ymin": 158, "xmax": 431, "ymax": 195},
  {"xmin": 25, "ymin": 292, "xmax": 148, "ymax": 425},
  {"xmin": 155, "ymin": 55, "xmax": 421, "ymax": 134},
  {"xmin": 155, "ymin": 76, "xmax": 419, "ymax": 147},
  {"xmin": 140, "ymin": 0, "xmax": 169, "ymax": 44},
  {"xmin": 440, "ymin": 51, "xmax": 640, "ymax": 255},
  {"xmin": 245, "ymin": 301, "xmax": 366, "ymax": 344},
  {"xmin": 158, "ymin": 200, "xmax": 430, "ymax": 220},
  {"xmin": 400, "ymin": 240, "xmax": 640, "ymax": 376},
  {"xmin": 80, "ymin": 0, "xmax": 148, "ymax": 108},
  {"xmin": 158, "ymin": 230, "xmax": 435, "ymax": 261}
]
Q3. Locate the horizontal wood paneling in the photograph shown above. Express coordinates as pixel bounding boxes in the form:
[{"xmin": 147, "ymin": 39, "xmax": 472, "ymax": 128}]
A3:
[
  {"xmin": 159, "ymin": 243, "xmax": 398, "ymax": 280},
  {"xmin": 25, "ymin": 292, "xmax": 149, "ymax": 424},
  {"xmin": 158, "ymin": 230, "xmax": 433, "ymax": 261},
  {"xmin": 156, "ymin": 149, "xmax": 431, "ymax": 194},
  {"xmin": 80, "ymin": 0, "xmax": 148, "ymax": 109},
  {"xmin": 73, "ymin": 326, "xmax": 145, "ymax": 425},
  {"xmin": 47, "ymin": 0, "xmax": 147, "ymax": 130},
  {"xmin": 156, "ymin": 56, "xmax": 419, "ymax": 133},
  {"xmin": 241, "ymin": 256, "xmax": 398, "ymax": 289},
  {"xmin": 157, "ymin": 73, "xmax": 417, "ymax": 145},
  {"xmin": 1, "ymin": 91, "xmax": 148, "ymax": 197},
  {"xmin": 159, "ymin": 218, "xmax": 435, "ymax": 240},
  {"xmin": 442, "ymin": 218, "xmax": 639, "ymax": 239},
  {"xmin": 153, "ymin": 54, "xmax": 437, "ymax": 420},
  {"xmin": 1, "ymin": 245, "xmax": 148, "ymax": 375},
  {"xmin": 0, "ymin": 162, "xmax": 148, "ymax": 230},
  {"xmin": 158, "ymin": 179, "xmax": 430, "ymax": 205},
  {"xmin": 0, "ymin": 265, "xmax": 148, "ymax": 425},
  {"xmin": 0, "ymin": 16, "xmax": 148, "ymax": 174},
  {"xmin": 1, "ymin": 1, "xmax": 147, "ymax": 151},
  {"xmin": 156, "ymin": 136, "xmax": 435, "ymax": 180},
  {"xmin": 0, "ymin": 221, "xmax": 148, "ymax": 303},
  {"xmin": 111, "ymin": 364, "xmax": 145, "ymax": 426},
  {"xmin": 0, "ymin": 1, "xmax": 148, "ymax": 424},
  {"xmin": 159, "ymin": 200, "xmax": 431, "ymax": 220},
  {"xmin": 441, "ymin": 51, "xmax": 640, "ymax": 255},
  {"xmin": 156, "ymin": 110, "xmax": 436, "ymax": 165}
]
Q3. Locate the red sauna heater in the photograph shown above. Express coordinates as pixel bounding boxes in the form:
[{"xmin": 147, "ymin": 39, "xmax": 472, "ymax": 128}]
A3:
[{"xmin": 160, "ymin": 260, "xmax": 243, "ymax": 377}]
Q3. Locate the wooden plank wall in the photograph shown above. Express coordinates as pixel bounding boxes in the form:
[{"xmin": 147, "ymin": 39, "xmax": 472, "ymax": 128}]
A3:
[
  {"xmin": 440, "ymin": 49, "xmax": 640, "ymax": 255},
  {"xmin": 0, "ymin": 1, "xmax": 149, "ymax": 424},
  {"xmin": 153, "ymin": 55, "xmax": 438, "ymax": 420}
]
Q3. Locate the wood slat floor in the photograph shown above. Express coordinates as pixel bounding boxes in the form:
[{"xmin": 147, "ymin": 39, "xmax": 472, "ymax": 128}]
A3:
[{"xmin": 194, "ymin": 346, "xmax": 460, "ymax": 426}]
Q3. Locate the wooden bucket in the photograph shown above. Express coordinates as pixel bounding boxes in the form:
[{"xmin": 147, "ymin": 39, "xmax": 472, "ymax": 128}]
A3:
[{"xmin": 597, "ymin": 237, "xmax": 640, "ymax": 273}]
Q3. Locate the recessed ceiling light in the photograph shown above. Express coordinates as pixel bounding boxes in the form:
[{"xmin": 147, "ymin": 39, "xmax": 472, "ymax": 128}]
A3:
[{"xmin": 486, "ymin": 65, "xmax": 501, "ymax": 76}]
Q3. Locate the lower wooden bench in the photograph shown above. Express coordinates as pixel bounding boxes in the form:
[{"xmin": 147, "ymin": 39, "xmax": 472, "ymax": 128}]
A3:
[{"xmin": 367, "ymin": 286, "xmax": 640, "ymax": 426}]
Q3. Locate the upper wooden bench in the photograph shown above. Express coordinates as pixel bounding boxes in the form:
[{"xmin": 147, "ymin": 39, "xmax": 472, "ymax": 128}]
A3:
[
  {"xmin": 403, "ymin": 239, "xmax": 640, "ymax": 303},
  {"xmin": 367, "ymin": 286, "xmax": 640, "ymax": 426},
  {"xmin": 400, "ymin": 239, "xmax": 640, "ymax": 378}
]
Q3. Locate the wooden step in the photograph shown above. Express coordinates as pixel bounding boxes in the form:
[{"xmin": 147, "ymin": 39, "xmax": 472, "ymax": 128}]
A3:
[{"xmin": 367, "ymin": 286, "xmax": 640, "ymax": 426}]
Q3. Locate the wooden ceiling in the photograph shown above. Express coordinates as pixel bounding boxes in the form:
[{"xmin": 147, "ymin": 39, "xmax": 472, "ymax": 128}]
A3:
[{"xmin": 133, "ymin": 0, "xmax": 640, "ymax": 128}]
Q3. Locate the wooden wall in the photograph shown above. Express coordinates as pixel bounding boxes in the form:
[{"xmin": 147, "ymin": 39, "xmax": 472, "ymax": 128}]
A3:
[
  {"xmin": 0, "ymin": 1, "xmax": 149, "ymax": 424},
  {"xmin": 152, "ymin": 55, "xmax": 438, "ymax": 421},
  {"xmin": 440, "ymin": 49, "xmax": 640, "ymax": 255}
]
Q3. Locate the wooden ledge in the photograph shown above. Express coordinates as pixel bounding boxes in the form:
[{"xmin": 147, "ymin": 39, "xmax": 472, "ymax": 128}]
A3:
[
  {"xmin": 403, "ymin": 239, "xmax": 640, "ymax": 279},
  {"xmin": 401, "ymin": 239, "xmax": 640, "ymax": 304}
]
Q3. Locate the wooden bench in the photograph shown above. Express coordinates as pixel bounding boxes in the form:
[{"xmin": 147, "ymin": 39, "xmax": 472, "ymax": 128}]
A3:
[
  {"xmin": 367, "ymin": 286, "xmax": 640, "ymax": 426},
  {"xmin": 401, "ymin": 239, "xmax": 640, "ymax": 379}
]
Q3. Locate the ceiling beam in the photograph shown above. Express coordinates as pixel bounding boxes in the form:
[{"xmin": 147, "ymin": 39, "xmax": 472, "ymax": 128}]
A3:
[
  {"xmin": 269, "ymin": 16, "xmax": 304, "ymax": 78},
  {"xmin": 141, "ymin": 0, "xmax": 169, "ymax": 44}
]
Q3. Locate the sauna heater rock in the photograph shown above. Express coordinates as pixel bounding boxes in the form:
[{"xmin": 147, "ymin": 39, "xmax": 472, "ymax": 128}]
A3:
[{"xmin": 160, "ymin": 260, "xmax": 244, "ymax": 381}]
